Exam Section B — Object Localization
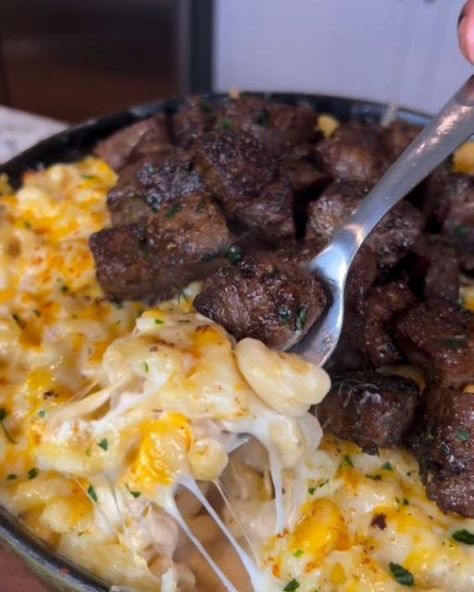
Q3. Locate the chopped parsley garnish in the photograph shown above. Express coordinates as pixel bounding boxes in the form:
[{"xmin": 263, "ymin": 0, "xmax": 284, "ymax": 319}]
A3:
[
  {"xmin": 382, "ymin": 461, "xmax": 393, "ymax": 471},
  {"xmin": 138, "ymin": 241, "xmax": 150, "ymax": 257},
  {"xmin": 81, "ymin": 174, "xmax": 97, "ymax": 180},
  {"xmin": 0, "ymin": 408, "xmax": 16, "ymax": 444},
  {"xmin": 223, "ymin": 245, "xmax": 242, "ymax": 265},
  {"xmin": 454, "ymin": 225, "xmax": 469, "ymax": 238},
  {"xmin": 389, "ymin": 562, "xmax": 414, "ymax": 586},
  {"xmin": 456, "ymin": 429, "xmax": 471, "ymax": 442},
  {"xmin": 366, "ymin": 473, "xmax": 382, "ymax": 481},
  {"xmin": 98, "ymin": 438, "xmax": 108, "ymax": 451},
  {"xmin": 126, "ymin": 484, "xmax": 141, "ymax": 498},
  {"xmin": 295, "ymin": 305, "xmax": 309, "ymax": 331},
  {"xmin": 438, "ymin": 337, "xmax": 465, "ymax": 350},
  {"xmin": 165, "ymin": 202, "xmax": 182, "ymax": 220},
  {"xmin": 293, "ymin": 549, "xmax": 304, "ymax": 558},
  {"xmin": 342, "ymin": 454, "xmax": 354, "ymax": 468},
  {"xmin": 87, "ymin": 484, "xmax": 98, "ymax": 503},
  {"xmin": 28, "ymin": 468, "xmax": 39, "ymax": 480},
  {"xmin": 61, "ymin": 284, "xmax": 70, "ymax": 294},
  {"xmin": 283, "ymin": 579, "xmax": 300, "ymax": 591},
  {"xmin": 217, "ymin": 117, "xmax": 233, "ymax": 131},
  {"xmin": 33, "ymin": 309, "xmax": 41, "ymax": 317},
  {"xmin": 144, "ymin": 362, "xmax": 150, "ymax": 373},
  {"xmin": 154, "ymin": 318, "xmax": 165, "ymax": 325},
  {"xmin": 452, "ymin": 529, "xmax": 474, "ymax": 544},
  {"xmin": 6, "ymin": 474, "xmax": 16, "ymax": 481},
  {"xmin": 308, "ymin": 479, "xmax": 329, "ymax": 494},
  {"xmin": 23, "ymin": 220, "xmax": 32, "ymax": 230},
  {"xmin": 396, "ymin": 497, "xmax": 410, "ymax": 506},
  {"xmin": 278, "ymin": 306, "xmax": 292, "ymax": 323},
  {"xmin": 255, "ymin": 107, "xmax": 271, "ymax": 126},
  {"xmin": 38, "ymin": 409, "xmax": 46, "ymax": 418}
]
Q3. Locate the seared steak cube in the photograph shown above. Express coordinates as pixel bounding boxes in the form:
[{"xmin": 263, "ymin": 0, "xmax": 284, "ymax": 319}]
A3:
[
  {"xmin": 194, "ymin": 129, "xmax": 276, "ymax": 212},
  {"xmin": 314, "ymin": 121, "xmax": 387, "ymax": 183},
  {"xmin": 423, "ymin": 164, "xmax": 474, "ymax": 272},
  {"xmin": 90, "ymin": 193, "xmax": 234, "ymax": 302},
  {"xmin": 395, "ymin": 299, "xmax": 474, "ymax": 387},
  {"xmin": 411, "ymin": 385, "xmax": 474, "ymax": 517},
  {"xmin": 173, "ymin": 97, "xmax": 215, "ymax": 148},
  {"xmin": 317, "ymin": 372, "xmax": 419, "ymax": 450},
  {"xmin": 94, "ymin": 115, "xmax": 172, "ymax": 171},
  {"xmin": 353, "ymin": 280, "xmax": 417, "ymax": 367},
  {"xmin": 423, "ymin": 163, "xmax": 473, "ymax": 225},
  {"xmin": 307, "ymin": 181, "xmax": 423, "ymax": 269},
  {"xmin": 219, "ymin": 97, "xmax": 317, "ymax": 156},
  {"xmin": 107, "ymin": 153, "xmax": 203, "ymax": 225},
  {"xmin": 382, "ymin": 120, "xmax": 421, "ymax": 161},
  {"xmin": 194, "ymin": 252, "xmax": 327, "ymax": 349},
  {"xmin": 345, "ymin": 244, "xmax": 377, "ymax": 311},
  {"xmin": 410, "ymin": 234, "xmax": 460, "ymax": 302},
  {"xmin": 241, "ymin": 179, "xmax": 295, "ymax": 243},
  {"xmin": 89, "ymin": 224, "xmax": 154, "ymax": 301},
  {"xmin": 194, "ymin": 129, "xmax": 297, "ymax": 243}
]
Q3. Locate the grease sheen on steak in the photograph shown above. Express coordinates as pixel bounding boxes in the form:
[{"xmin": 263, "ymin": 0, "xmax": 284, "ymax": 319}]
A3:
[{"xmin": 194, "ymin": 251, "xmax": 327, "ymax": 349}]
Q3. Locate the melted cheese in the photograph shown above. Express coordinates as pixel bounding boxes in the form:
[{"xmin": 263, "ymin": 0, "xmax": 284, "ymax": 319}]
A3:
[{"xmin": 0, "ymin": 159, "xmax": 473, "ymax": 592}]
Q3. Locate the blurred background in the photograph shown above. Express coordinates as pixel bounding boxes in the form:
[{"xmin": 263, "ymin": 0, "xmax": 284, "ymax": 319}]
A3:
[{"xmin": 0, "ymin": 0, "xmax": 471, "ymax": 121}]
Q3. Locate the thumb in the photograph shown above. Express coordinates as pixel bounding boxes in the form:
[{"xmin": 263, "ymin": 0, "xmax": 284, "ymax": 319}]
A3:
[{"xmin": 458, "ymin": 0, "xmax": 474, "ymax": 63}]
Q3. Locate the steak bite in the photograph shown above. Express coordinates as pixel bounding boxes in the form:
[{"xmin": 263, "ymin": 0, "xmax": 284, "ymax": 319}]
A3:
[
  {"xmin": 423, "ymin": 163, "xmax": 473, "ymax": 225},
  {"xmin": 345, "ymin": 244, "xmax": 378, "ymax": 311},
  {"xmin": 410, "ymin": 234, "xmax": 460, "ymax": 302},
  {"xmin": 90, "ymin": 193, "xmax": 235, "ymax": 302},
  {"xmin": 173, "ymin": 97, "xmax": 215, "ymax": 148},
  {"xmin": 316, "ymin": 372, "xmax": 420, "ymax": 450},
  {"xmin": 306, "ymin": 180, "xmax": 423, "ymax": 269},
  {"xmin": 423, "ymin": 164, "xmax": 474, "ymax": 272},
  {"xmin": 194, "ymin": 129, "xmax": 297, "ymax": 243},
  {"xmin": 353, "ymin": 280, "xmax": 417, "ymax": 367},
  {"xmin": 411, "ymin": 385, "xmax": 474, "ymax": 517},
  {"xmin": 107, "ymin": 152, "xmax": 203, "ymax": 225},
  {"xmin": 219, "ymin": 97, "xmax": 317, "ymax": 156},
  {"xmin": 94, "ymin": 115, "xmax": 172, "ymax": 171},
  {"xmin": 314, "ymin": 121, "xmax": 387, "ymax": 184},
  {"xmin": 194, "ymin": 252, "xmax": 327, "ymax": 349},
  {"xmin": 382, "ymin": 120, "xmax": 421, "ymax": 161},
  {"xmin": 395, "ymin": 299, "xmax": 474, "ymax": 387}
]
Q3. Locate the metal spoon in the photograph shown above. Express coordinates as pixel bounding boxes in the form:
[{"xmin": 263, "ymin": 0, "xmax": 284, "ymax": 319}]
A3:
[{"xmin": 291, "ymin": 75, "xmax": 474, "ymax": 366}]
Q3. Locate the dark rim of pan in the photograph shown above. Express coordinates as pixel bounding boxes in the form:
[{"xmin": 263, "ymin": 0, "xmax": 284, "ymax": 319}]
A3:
[{"xmin": 0, "ymin": 92, "xmax": 430, "ymax": 592}]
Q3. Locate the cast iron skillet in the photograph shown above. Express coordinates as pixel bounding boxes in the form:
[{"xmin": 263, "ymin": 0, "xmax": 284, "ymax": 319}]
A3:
[{"xmin": 0, "ymin": 93, "xmax": 430, "ymax": 592}]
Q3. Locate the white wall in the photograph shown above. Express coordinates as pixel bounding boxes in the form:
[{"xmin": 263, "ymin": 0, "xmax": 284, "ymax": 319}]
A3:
[{"xmin": 214, "ymin": 0, "xmax": 471, "ymax": 114}]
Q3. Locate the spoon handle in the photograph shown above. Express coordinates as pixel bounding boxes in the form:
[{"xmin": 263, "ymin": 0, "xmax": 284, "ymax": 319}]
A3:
[{"xmin": 314, "ymin": 74, "xmax": 474, "ymax": 271}]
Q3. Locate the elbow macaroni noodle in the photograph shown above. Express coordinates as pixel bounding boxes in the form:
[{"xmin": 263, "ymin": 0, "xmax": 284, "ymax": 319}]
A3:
[{"xmin": 0, "ymin": 158, "xmax": 472, "ymax": 591}]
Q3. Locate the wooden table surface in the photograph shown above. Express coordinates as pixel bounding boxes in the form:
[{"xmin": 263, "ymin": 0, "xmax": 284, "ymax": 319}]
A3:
[{"xmin": 0, "ymin": 544, "xmax": 48, "ymax": 591}]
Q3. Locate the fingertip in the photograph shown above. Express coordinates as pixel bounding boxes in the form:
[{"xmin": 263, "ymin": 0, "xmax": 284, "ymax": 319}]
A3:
[{"xmin": 459, "ymin": 0, "xmax": 474, "ymax": 63}]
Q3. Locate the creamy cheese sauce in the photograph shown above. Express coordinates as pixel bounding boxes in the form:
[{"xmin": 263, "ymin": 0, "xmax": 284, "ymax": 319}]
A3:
[{"xmin": 0, "ymin": 158, "xmax": 473, "ymax": 592}]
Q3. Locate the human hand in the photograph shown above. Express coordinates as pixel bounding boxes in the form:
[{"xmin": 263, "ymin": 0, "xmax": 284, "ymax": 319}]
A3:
[{"xmin": 459, "ymin": 0, "xmax": 474, "ymax": 63}]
